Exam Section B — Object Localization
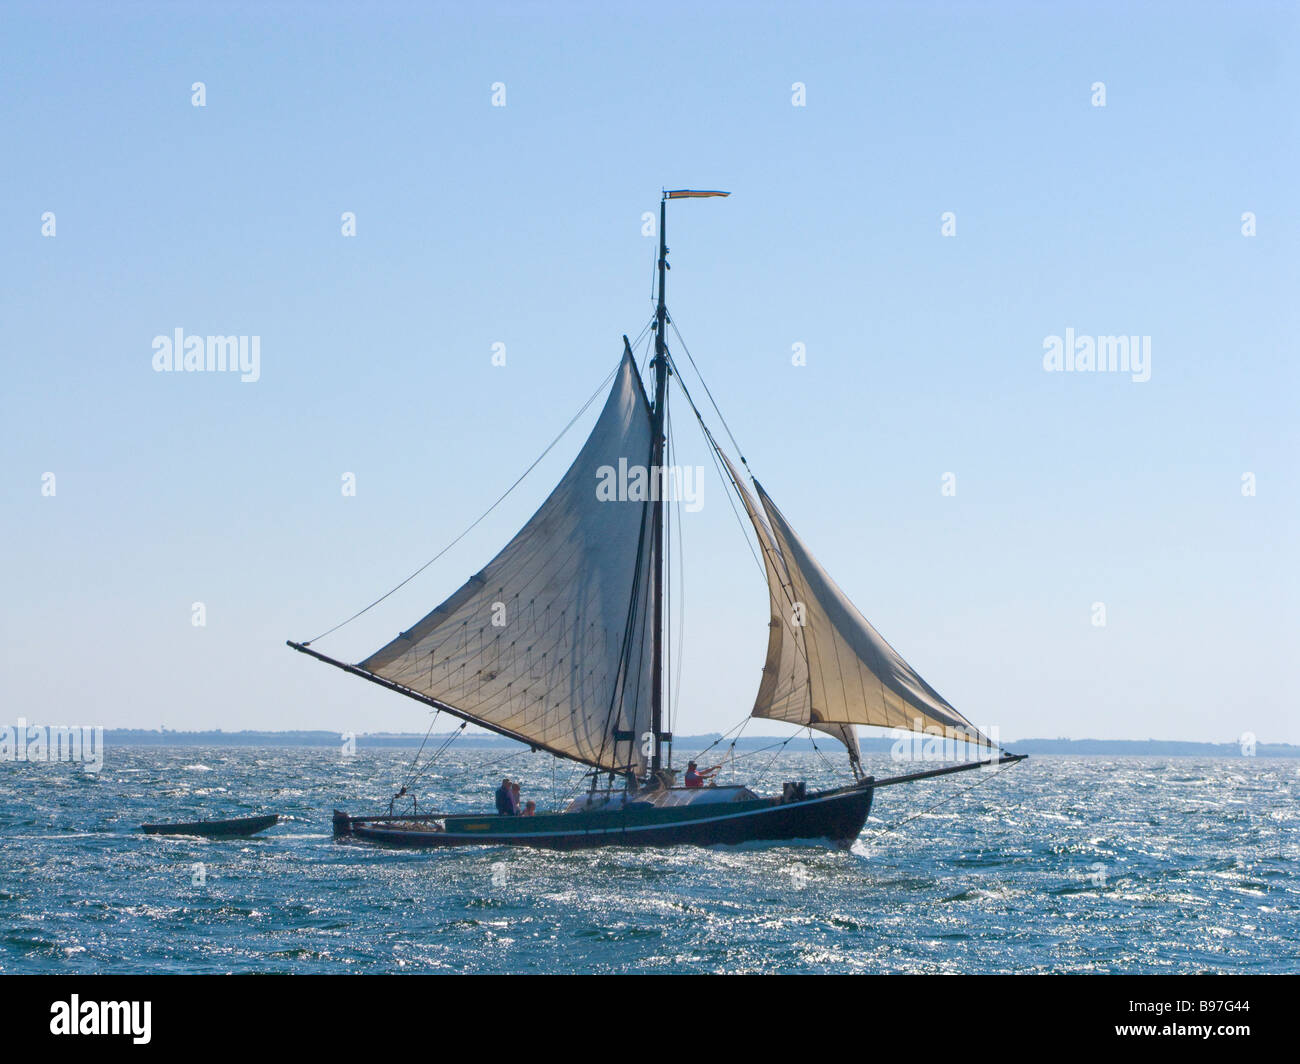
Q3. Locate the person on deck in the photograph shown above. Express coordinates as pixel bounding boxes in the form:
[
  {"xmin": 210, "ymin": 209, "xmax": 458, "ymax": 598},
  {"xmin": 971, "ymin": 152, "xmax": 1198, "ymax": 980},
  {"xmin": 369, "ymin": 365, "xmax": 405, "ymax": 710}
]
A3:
[
  {"xmin": 523, "ymin": 801, "xmax": 536, "ymax": 816},
  {"xmin": 684, "ymin": 761, "xmax": 720, "ymax": 788},
  {"xmin": 510, "ymin": 781, "xmax": 522, "ymax": 814},
  {"xmin": 495, "ymin": 777, "xmax": 516, "ymax": 815}
]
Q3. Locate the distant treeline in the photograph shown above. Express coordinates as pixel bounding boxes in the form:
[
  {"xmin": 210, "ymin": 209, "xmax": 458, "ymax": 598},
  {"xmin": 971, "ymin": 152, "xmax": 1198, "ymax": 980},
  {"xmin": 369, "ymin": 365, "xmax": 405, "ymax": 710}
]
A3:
[{"xmin": 100, "ymin": 729, "xmax": 1298, "ymax": 757}]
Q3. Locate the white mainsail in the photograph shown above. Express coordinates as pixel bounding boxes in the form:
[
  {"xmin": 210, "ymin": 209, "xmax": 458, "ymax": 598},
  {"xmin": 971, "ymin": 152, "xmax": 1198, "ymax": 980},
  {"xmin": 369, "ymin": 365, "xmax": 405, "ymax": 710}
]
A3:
[
  {"xmin": 359, "ymin": 350, "xmax": 657, "ymax": 773},
  {"xmin": 752, "ymin": 480, "xmax": 996, "ymax": 748}
]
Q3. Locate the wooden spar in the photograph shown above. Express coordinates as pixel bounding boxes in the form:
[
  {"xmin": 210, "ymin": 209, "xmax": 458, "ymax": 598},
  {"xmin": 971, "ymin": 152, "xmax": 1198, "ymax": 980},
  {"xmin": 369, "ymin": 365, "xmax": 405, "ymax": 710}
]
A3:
[
  {"xmin": 870, "ymin": 752, "xmax": 1028, "ymax": 789},
  {"xmin": 285, "ymin": 640, "xmax": 632, "ymax": 774},
  {"xmin": 644, "ymin": 189, "xmax": 728, "ymax": 775},
  {"xmin": 648, "ymin": 193, "xmax": 669, "ymax": 775}
]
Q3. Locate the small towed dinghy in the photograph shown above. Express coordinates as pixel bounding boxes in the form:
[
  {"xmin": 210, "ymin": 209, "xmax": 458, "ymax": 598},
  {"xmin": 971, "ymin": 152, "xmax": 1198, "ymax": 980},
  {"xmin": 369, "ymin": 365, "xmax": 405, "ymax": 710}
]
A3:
[{"xmin": 140, "ymin": 814, "xmax": 279, "ymax": 838}]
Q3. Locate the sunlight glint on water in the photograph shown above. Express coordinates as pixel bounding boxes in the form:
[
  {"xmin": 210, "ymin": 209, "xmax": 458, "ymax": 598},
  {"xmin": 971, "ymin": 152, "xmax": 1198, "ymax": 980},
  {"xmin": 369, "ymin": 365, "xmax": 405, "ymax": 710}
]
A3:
[{"xmin": 1, "ymin": 749, "xmax": 1295, "ymax": 973}]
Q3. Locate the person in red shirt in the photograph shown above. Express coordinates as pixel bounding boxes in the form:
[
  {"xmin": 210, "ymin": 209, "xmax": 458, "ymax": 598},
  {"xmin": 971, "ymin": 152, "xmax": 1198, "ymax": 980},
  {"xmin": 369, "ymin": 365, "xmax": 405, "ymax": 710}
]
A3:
[{"xmin": 684, "ymin": 760, "xmax": 720, "ymax": 788}]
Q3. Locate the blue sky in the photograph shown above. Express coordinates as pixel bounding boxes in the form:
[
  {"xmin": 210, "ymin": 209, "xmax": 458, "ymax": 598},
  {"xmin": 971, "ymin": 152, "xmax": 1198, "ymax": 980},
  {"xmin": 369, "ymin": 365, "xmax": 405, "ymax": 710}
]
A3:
[{"xmin": 2, "ymin": 1, "xmax": 1296, "ymax": 744}]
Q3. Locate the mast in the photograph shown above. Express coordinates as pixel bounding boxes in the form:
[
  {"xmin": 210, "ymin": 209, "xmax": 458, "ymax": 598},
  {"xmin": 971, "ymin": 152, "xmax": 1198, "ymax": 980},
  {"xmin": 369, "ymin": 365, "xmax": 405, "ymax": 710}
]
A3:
[
  {"xmin": 646, "ymin": 190, "xmax": 729, "ymax": 777},
  {"xmin": 649, "ymin": 193, "xmax": 670, "ymax": 775}
]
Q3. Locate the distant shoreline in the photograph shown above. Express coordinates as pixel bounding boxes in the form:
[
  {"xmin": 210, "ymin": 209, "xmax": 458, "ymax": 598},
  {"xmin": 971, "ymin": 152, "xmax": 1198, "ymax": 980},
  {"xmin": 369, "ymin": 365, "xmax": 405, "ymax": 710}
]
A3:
[{"xmin": 96, "ymin": 730, "xmax": 1298, "ymax": 757}]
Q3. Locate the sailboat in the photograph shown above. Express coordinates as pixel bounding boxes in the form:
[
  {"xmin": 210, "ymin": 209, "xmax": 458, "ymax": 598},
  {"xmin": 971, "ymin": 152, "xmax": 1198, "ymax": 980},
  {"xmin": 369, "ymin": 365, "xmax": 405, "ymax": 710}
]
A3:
[{"xmin": 289, "ymin": 190, "xmax": 1024, "ymax": 851}]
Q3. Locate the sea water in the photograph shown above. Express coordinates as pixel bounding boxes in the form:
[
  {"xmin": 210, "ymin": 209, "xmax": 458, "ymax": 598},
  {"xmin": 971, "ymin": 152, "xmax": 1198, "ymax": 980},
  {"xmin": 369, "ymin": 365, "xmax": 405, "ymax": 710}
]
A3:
[{"xmin": 1, "ymin": 748, "xmax": 1295, "ymax": 973}]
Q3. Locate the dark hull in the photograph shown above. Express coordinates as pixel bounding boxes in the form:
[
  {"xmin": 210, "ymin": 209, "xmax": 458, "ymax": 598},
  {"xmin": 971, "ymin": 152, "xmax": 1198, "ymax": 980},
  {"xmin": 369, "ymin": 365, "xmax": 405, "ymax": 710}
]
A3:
[
  {"xmin": 141, "ymin": 814, "xmax": 279, "ymax": 837},
  {"xmin": 334, "ymin": 782, "xmax": 873, "ymax": 851}
]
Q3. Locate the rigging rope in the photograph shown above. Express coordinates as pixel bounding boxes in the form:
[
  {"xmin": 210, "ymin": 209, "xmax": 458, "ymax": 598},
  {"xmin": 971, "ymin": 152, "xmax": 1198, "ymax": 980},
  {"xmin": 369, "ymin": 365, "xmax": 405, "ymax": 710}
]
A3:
[
  {"xmin": 862, "ymin": 759, "xmax": 1022, "ymax": 847},
  {"xmin": 806, "ymin": 727, "xmax": 837, "ymax": 775},
  {"xmin": 667, "ymin": 349, "xmax": 767, "ymax": 581},
  {"xmin": 691, "ymin": 715, "xmax": 750, "ymax": 762},
  {"xmin": 403, "ymin": 720, "xmax": 467, "ymax": 792},
  {"xmin": 662, "ymin": 399, "xmax": 690, "ymax": 748},
  {"xmin": 663, "ymin": 400, "xmax": 674, "ymax": 747},
  {"xmin": 668, "ymin": 318, "xmax": 750, "ymax": 468},
  {"xmin": 752, "ymin": 734, "xmax": 797, "ymax": 788},
  {"xmin": 303, "ymin": 324, "xmax": 655, "ymax": 646},
  {"xmin": 554, "ymin": 759, "xmax": 593, "ymax": 809},
  {"xmin": 400, "ymin": 709, "xmax": 441, "ymax": 790},
  {"xmin": 423, "ymin": 743, "xmax": 527, "ymax": 785},
  {"xmin": 671, "ymin": 420, "xmax": 687, "ymax": 742}
]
